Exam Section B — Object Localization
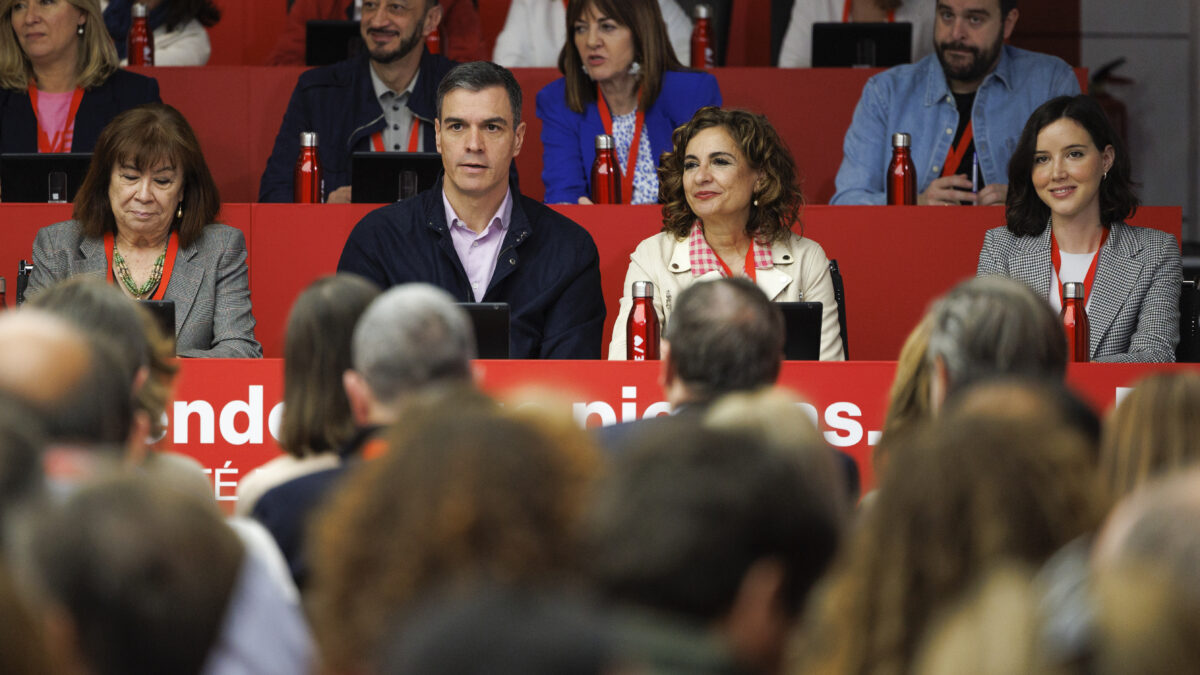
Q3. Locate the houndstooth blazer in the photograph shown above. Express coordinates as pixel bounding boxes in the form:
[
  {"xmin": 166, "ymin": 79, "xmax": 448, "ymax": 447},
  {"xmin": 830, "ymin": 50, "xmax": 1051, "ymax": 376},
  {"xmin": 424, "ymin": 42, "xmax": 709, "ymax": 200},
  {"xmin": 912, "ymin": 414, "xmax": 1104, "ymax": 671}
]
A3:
[
  {"xmin": 28, "ymin": 220, "xmax": 262, "ymax": 358},
  {"xmin": 977, "ymin": 221, "xmax": 1181, "ymax": 363}
]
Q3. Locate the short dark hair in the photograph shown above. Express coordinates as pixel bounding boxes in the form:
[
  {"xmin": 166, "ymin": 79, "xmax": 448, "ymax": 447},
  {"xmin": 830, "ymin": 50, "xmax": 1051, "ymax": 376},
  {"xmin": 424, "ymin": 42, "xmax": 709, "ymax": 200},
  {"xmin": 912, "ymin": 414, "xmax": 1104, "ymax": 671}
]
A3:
[
  {"xmin": 1001, "ymin": 0, "xmax": 1018, "ymax": 15},
  {"xmin": 558, "ymin": 0, "xmax": 684, "ymax": 113},
  {"xmin": 25, "ymin": 476, "xmax": 243, "ymax": 675},
  {"xmin": 1005, "ymin": 95, "xmax": 1138, "ymax": 237},
  {"xmin": 584, "ymin": 420, "xmax": 841, "ymax": 620},
  {"xmin": 659, "ymin": 107, "xmax": 804, "ymax": 242},
  {"xmin": 436, "ymin": 61, "xmax": 523, "ymax": 125},
  {"xmin": 281, "ymin": 275, "xmax": 380, "ymax": 457},
  {"xmin": 74, "ymin": 103, "xmax": 221, "ymax": 250},
  {"xmin": 664, "ymin": 278, "xmax": 785, "ymax": 400},
  {"xmin": 926, "ymin": 276, "xmax": 1067, "ymax": 397}
]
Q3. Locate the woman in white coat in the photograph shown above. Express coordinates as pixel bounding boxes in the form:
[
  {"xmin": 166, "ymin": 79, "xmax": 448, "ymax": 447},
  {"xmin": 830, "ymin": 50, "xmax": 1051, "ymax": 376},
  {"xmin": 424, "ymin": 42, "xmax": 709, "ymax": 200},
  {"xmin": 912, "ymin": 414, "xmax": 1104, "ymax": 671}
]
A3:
[{"xmin": 608, "ymin": 106, "xmax": 845, "ymax": 361}]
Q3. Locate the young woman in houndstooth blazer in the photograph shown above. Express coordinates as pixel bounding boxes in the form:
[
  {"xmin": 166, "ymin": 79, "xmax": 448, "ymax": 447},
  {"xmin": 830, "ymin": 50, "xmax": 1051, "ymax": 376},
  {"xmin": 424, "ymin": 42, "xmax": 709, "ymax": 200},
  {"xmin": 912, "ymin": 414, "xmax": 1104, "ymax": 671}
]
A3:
[{"xmin": 977, "ymin": 95, "xmax": 1180, "ymax": 363}]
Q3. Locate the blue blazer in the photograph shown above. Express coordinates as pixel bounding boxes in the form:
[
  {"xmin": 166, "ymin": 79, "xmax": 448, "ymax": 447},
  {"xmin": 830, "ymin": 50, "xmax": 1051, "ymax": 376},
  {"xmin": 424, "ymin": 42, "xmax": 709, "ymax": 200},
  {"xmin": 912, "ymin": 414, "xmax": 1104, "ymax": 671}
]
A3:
[
  {"xmin": 535, "ymin": 70, "xmax": 722, "ymax": 204},
  {"xmin": 0, "ymin": 69, "xmax": 160, "ymax": 153}
]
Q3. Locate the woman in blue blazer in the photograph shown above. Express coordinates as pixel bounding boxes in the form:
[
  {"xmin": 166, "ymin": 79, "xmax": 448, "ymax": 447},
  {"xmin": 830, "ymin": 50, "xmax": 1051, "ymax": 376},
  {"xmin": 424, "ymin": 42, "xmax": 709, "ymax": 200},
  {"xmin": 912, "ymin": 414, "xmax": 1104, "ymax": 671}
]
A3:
[{"xmin": 536, "ymin": 0, "xmax": 720, "ymax": 204}]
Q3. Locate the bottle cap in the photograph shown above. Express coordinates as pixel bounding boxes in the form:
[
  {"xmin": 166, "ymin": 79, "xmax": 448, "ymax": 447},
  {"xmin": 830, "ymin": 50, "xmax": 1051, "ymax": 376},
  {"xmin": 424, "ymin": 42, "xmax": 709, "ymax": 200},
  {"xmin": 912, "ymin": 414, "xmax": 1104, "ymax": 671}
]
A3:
[
  {"xmin": 594, "ymin": 134, "xmax": 614, "ymax": 150},
  {"xmin": 299, "ymin": 132, "xmax": 319, "ymax": 147},
  {"xmin": 1063, "ymin": 282, "xmax": 1085, "ymax": 299},
  {"xmin": 632, "ymin": 281, "xmax": 654, "ymax": 298},
  {"xmin": 693, "ymin": 4, "xmax": 711, "ymax": 19},
  {"xmin": 132, "ymin": 2, "xmax": 148, "ymax": 17},
  {"xmin": 892, "ymin": 132, "xmax": 911, "ymax": 148}
]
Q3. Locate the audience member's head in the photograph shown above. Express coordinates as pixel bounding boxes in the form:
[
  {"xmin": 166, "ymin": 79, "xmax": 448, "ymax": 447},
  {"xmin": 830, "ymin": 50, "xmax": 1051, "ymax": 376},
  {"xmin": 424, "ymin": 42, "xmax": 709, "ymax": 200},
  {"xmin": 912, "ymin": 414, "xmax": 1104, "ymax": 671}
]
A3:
[
  {"xmin": 877, "ymin": 312, "xmax": 936, "ymax": 472},
  {"xmin": 378, "ymin": 581, "xmax": 616, "ymax": 675},
  {"xmin": 281, "ymin": 274, "xmax": 381, "ymax": 457},
  {"xmin": 16, "ymin": 475, "xmax": 243, "ymax": 675},
  {"xmin": 1099, "ymin": 372, "xmax": 1200, "ymax": 497},
  {"xmin": 925, "ymin": 276, "xmax": 1066, "ymax": 411},
  {"xmin": 1094, "ymin": 470, "xmax": 1200, "ymax": 605},
  {"xmin": 0, "ymin": 393, "xmax": 46, "ymax": 540},
  {"xmin": 661, "ymin": 277, "xmax": 785, "ymax": 407},
  {"xmin": 27, "ymin": 277, "xmax": 177, "ymax": 440},
  {"xmin": 933, "ymin": 0, "xmax": 1020, "ymax": 92},
  {"xmin": 0, "ymin": 309, "xmax": 132, "ymax": 448},
  {"xmin": 0, "ymin": 561, "xmax": 52, "ymax": 675},
  {"xmin": 584, "ymin": 419, "xmax": 842, "ymax": 674},
  {"xmin": 346, "ymin": 283, "xmax": 476, "ymax": 421},
  {"xmin": 799, "ymin": 410, "xmax": 1106, "ymax": 675},
  {"xmin": 307, "ymin": 390, "xmax": 599, "ymax": 672}
]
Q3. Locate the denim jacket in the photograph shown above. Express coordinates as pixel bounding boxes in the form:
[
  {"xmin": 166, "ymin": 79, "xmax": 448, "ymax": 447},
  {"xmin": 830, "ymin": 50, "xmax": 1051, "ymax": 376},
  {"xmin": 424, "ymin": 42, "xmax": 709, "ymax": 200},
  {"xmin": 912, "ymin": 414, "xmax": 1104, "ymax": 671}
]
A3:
[{"xmin": 830, "ymin": 45, "xmax": 1080, "ymax": 205}]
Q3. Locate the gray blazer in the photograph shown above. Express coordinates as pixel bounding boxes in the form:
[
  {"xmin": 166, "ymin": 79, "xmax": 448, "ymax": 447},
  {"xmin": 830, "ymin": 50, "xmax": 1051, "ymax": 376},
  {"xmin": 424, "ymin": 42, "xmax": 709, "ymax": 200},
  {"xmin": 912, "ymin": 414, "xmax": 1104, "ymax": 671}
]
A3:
[
  {"xmin": 977, "ymin": 222, "xmax": 1181, "ymax": 363},
  {"xmin": 29, "ymin": 220, "xmax": 262, "ymax": 358}
]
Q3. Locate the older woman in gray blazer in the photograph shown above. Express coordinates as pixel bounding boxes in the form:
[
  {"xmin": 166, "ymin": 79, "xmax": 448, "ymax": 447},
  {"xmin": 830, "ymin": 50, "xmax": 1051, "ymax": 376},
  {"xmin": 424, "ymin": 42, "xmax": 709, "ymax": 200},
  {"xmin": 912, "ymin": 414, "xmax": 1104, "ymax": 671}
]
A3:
[
  {"xmin": 28, "ymin": 103, "xmax": 260, "ymax": 358},
  {"xmin": 977, "ymin": 95, "xmax": 1180, "ymax": 363}
]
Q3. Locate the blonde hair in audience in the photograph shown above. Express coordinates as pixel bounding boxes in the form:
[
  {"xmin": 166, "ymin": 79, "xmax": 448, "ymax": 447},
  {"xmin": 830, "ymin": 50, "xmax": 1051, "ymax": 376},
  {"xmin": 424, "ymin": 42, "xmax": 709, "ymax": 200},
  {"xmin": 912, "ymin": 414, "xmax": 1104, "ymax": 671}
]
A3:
[
  {"xmin": 1100, "ymin": 372, "xmax": 1200, "ymax": 497},
  {"xmin": 0, "ymin": 0, "xmax": 118, "ymax": 91},
  {"xmin": 876, "ymin": 313, "xmax": 935, "ymax": 470},
  {"xmin": 796, "ymin": 413, "xmax": 1106, "ymax": 675},
  {"xmin": 306, "ymin": 388, "xmax": 601, "ymax": 672}
]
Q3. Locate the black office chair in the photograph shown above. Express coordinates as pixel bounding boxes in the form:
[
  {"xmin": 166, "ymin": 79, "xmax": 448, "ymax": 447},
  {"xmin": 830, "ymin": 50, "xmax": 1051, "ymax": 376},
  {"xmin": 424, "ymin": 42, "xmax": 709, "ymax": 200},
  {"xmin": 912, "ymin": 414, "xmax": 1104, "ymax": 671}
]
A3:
[
  {"xmin": 15, "ymin": 260, "xmax": 32, "ymax": 307},
  {"xmin": 829, "ymin": 258, "xmax": 848, "ymax": 360},
  {"xmin": 1178, "ymin": 279, "xmax": 1200, "ymax": 362}
]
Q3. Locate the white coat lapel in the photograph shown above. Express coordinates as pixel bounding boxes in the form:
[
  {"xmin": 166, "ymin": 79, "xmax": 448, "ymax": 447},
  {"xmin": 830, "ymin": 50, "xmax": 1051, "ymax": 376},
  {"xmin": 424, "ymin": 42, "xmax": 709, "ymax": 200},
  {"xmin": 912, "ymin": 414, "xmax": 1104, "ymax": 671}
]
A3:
[{"xmin": 756, "ymin": 242, "xmax": 797, "ymax": 301}]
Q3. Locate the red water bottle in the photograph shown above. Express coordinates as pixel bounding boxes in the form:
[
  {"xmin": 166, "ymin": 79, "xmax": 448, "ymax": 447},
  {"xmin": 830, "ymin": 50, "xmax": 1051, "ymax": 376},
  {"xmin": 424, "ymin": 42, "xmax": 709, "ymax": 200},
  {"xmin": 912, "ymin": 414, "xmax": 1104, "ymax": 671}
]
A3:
[
  {"xmin": 691, "ymin": 4, "xmax": 714, "ymax": 69},
  {"xmin": 887, "ymin": 132, "xmax": 917, "ymax": 205},
  {"xmin": 294, "ymin": 132, "xmax": 323, "ymax": 204},
  {"xmin": 426, "ymin": 26, "xmax": 441, "ymax": 55},
  {"xmin": 128, "ymin": 2, "xmax": 154, "ymax": 66},
  {"xmin": 591, "ymin": 134, "xmax": 621, "ymax": 204},
  {"xmin": 1061, "ymin": 282, "xmax": 1089, "ymax": 362},
  {"xmin": 626, "ymin": 281, "xmax": 660, "ymax": 360}
]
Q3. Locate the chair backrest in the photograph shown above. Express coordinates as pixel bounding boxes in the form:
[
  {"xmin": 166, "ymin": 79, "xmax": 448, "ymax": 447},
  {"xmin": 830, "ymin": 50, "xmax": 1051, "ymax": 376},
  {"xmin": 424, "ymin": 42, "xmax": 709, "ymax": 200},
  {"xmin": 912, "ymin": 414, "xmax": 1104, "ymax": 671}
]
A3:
[
  {"xmin": 15, "ymin": 260, "xmax": 32, "ymax": 307},
  {"xmin": 829, "ymin": 258, "xmax": 848, "ymax": 360},
  {"xmin": 1178, "ymin": 279, "xmax": 1200, "ymax": 362}
]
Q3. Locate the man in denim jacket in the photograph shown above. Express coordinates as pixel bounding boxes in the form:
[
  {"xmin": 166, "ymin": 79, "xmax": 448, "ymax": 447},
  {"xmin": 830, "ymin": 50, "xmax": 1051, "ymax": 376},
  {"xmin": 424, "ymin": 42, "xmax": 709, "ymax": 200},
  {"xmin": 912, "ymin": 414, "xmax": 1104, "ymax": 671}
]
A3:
[{"xmin": 831, "ymin": 0, "xmax": 1079, "ymax": 206}]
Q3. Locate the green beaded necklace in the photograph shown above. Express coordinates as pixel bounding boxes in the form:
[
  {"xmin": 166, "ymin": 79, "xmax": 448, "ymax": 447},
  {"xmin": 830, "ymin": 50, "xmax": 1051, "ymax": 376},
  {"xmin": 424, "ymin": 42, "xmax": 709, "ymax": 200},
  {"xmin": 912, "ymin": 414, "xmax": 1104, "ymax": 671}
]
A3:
[{"xmin": 112, "ymin": 240, "xmax": 167, "ymax": 299}]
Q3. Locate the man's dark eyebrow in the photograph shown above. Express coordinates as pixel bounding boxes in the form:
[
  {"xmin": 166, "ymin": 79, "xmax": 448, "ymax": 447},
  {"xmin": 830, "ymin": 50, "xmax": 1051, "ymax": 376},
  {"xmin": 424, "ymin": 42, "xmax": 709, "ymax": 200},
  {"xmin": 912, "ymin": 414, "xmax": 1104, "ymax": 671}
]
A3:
[{"xmin": 482, "ymin": 116, "xmax": 509, "ymax": 127}]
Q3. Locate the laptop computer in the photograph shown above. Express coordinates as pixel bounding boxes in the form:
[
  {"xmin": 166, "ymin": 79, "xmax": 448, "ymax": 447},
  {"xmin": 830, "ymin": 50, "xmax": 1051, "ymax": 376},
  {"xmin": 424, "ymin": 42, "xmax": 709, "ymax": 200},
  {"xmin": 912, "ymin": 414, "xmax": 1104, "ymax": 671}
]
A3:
[
  {"xmin": 811, "ymin": 22, "xmax": 912, "ymax": 67},
  {"xmin": 138, "ymin": 300, "xmax": 177, "ymax": 356},
  {"xmin": 305, "ymin": 20, "xmax": 363, "ymax": 66},
  {"xmin": 0, "ymin": 152, "xmax": 92, "ymax": 203},
  {"xmin": 351, "ymin": 151, "xmax": 443, "ymax": 203},
  {"xmin": 459, "ymin": 302, "xmax": 510, "ymax": 359},
  {"xmin": 777, "ymin": 301, "xmax": 824, "ymax": 361}
]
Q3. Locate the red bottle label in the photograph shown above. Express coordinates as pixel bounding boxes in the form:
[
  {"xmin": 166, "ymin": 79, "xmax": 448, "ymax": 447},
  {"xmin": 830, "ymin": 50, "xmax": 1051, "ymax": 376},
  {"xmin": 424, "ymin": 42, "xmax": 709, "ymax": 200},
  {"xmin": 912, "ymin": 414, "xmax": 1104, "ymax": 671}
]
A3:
[{"xmin": 626, "ymin": 298, "xmax": 660, "ymax": 360}]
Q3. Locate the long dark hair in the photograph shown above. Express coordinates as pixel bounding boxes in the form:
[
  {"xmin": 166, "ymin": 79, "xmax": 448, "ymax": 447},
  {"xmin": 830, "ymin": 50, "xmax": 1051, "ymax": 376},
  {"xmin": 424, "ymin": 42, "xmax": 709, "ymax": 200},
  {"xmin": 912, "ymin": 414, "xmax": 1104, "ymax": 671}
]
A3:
[
  {"xmin": 1005, "ymin": 95, "xmax": 1138, "ymax": 237},
  {"xmin": 557, "ymin": 0, "xmax": 684, "ymax": 114}
]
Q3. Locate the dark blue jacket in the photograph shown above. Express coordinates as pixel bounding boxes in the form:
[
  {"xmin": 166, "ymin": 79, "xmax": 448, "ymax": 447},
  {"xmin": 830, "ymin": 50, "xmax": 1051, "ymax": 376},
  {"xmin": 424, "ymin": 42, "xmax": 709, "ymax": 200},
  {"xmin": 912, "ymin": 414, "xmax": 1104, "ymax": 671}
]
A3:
[
  {"xmin": 535, "ymin": 69, "xmax": 722, "ymax": 204},
  {"xmin": 337, "ymin": 178, "xmax": 606, "ymax": 359},
  {"xmin": 0, "ymin": 69, "xmax": 160, "ymax": 153},
  {"xmin": 258, "ymin": 49, "xmax": 457, "ymax": 202}
]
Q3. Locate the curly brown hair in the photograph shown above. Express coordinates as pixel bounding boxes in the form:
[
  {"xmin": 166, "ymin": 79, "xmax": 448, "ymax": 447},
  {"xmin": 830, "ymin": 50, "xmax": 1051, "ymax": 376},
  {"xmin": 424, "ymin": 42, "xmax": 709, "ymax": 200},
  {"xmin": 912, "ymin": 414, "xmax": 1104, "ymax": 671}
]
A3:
[
  {"xmin": 305, "ymin": 388, "xmax": 601, "ymax": 672},
  {"xmin": 659, "ymin": 107, "xmax": 804, "ymax": 242}
]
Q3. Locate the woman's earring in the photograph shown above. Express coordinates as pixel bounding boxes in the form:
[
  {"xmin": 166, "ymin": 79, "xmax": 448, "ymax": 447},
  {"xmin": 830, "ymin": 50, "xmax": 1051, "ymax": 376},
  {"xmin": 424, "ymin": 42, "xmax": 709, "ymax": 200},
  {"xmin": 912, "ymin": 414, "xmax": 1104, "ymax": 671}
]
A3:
[
  {"xmin": 176, "ymin": 203, "xmax": 183, "ymax": 219},
  {"xmin": 753, "ymin": 197, "xmax": 759, "ymax": 207},
  {"xmin": 628, "ymin": 61, "xmax": 642, "ymax": 77},
  {"xmin": 1102, "ymin": 172, "xmax": 1107, "ymax": 181},
  {"xmin": 77, "ymin": 24, "xmax": 85, "ymax": 35}
]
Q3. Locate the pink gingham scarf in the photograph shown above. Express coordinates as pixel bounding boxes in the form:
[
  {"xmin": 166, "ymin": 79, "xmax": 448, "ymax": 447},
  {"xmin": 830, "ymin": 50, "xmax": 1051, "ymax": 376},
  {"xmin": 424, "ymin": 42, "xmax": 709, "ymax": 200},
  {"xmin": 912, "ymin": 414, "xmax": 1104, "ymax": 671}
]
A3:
[{"xmin": 686, "ymin": 222, "xmax": 773, "ymax": 278}]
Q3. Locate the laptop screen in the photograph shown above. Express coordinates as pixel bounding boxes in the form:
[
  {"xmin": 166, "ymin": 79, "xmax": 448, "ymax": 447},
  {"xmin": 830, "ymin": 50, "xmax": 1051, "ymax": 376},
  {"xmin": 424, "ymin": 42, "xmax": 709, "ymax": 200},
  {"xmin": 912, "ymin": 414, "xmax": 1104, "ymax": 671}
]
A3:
[
  {"xmin": 0, "ymin": 152, "xmax": 92, "ymax": 203},
  {"xmin": 777, "ymin": 301, "xmax": 824, "ymax": 361},
  {"xmin": 811, "ymin": 22, "xmax": 912, "ymax": 68}
]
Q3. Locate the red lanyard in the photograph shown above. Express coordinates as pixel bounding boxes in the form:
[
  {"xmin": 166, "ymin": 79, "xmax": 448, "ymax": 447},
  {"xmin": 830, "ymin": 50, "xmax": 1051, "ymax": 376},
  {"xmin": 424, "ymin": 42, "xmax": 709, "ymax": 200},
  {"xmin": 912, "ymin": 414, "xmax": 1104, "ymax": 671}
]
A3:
[
  {"xmin": 104, "ymin": 230, "xmax": 179, "ymax": 301},
  {"xmin": 843, "ymin": 0, "xmax": 896, "ymax": 22},
  {"xmin": 596, "ymin": 87, "xmax": 644, "ymax": 204},
  {"xmin": 715, "ymin": 242, "xmax": 758, "ymax": 282},
  {"xmin": 941, "ymin": 120, "xmax": 974, "ymax": 177},
  {"xmin": 28, "ymin": 85, "xmax": 84, "ymax": 153},
  {"xmin": 1050, "ymin": 227, "xmax": 1108, "ymax": 306},
  {"xmin": 371, "ymin": 118, "xmax": 421, "ymax": 152}
]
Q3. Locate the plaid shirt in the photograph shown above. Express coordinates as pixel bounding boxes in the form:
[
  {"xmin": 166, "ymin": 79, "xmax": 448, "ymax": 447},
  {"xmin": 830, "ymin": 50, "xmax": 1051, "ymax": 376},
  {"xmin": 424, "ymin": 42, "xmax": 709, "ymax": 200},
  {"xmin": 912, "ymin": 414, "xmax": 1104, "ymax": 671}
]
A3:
[{"xmin": 686, "ymin": 222, "xmax": 774, "ymax": 278}]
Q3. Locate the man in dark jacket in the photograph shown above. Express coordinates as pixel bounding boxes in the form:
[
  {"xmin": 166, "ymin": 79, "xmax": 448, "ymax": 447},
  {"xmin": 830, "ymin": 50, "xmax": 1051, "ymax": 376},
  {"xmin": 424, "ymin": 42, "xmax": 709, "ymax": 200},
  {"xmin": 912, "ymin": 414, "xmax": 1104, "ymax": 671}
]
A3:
[
  {"xmin": 337, "ymin": 61, "xmax": 605, "ymax": 359},
  {"xmin": 259, "ymin": 0, "xmax": 455, "ymax": 202}
]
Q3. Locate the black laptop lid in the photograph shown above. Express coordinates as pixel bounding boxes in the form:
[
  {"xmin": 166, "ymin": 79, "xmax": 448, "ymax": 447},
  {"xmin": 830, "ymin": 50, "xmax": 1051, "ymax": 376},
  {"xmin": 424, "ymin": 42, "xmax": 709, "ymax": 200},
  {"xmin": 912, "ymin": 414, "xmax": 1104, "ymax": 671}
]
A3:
[
  {"xmin": 812, "ymin": 22, "xmax": 912, "ymax": 67},
  {"xmin": 138, "ymin": 300, "xmax": 176, "ymax": 356},
  {"xmin": 351, "ymin": 152, "xmax": 443, "ymax": 203},
  {"xmin": 0, "ymin": 152, "xmax": 92, "ymax": 203},
  {"xmin": 459, "ymin": 302, "xmax": 510, "ymax": 359},
  {"xmin": 305, "ymin": 20, "xmax": 363, "ymax": 66},
  {"xmin": 777, "ymin": 301, "xmax": 824, "ymax": 361}
]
